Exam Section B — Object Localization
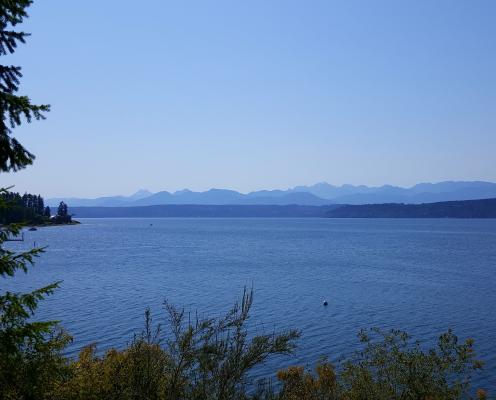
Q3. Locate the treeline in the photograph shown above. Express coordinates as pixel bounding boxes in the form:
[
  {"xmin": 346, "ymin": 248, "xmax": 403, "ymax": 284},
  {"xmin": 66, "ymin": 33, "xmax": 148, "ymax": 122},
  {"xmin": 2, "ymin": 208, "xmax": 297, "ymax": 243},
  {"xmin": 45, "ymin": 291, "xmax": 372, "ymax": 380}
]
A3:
[
  {"xmin": 0, "ymin": 190, "xmax": 74, "ymax": 225},
  {"xmin": 327, "ymin": 198, "xmax": 496, "ymax": 218},
  {"xmin": 0, "ymin": 191, "xmax": 50, "ymax": 224},
  {"xmin": 67, "ymin": 199, "xmax": 496, "ymax": 219}
]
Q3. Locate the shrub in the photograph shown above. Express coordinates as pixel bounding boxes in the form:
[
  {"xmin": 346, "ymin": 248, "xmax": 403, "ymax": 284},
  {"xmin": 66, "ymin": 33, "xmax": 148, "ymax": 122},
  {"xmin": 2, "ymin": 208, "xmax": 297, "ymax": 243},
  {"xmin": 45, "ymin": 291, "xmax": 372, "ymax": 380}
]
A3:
[
  {"xmin": 53, "ymin": 289, "xmax": 299, "ymax": 400},
  {"xmin": 275, "ymin": 328, "xmax": 485, "ymax": 400}
]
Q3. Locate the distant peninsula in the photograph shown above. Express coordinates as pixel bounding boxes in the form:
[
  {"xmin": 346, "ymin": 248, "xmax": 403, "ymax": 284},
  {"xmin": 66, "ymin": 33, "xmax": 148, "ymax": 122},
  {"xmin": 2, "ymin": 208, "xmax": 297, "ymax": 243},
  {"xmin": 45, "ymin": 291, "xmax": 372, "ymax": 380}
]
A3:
[
  {"xmin": 68, "ymin": 198, "xmax": 496, "ymax": 219},
  {"xmin": 325, "ymin": 198, "xmax": 496, "ymax": 218},
  {"xmin": 70, "ymin": 204, "xmax": 337, "ymax": 218},
  {"xmin": 0, "ymin": 191, "xmax": 79, "ymax": 227}
]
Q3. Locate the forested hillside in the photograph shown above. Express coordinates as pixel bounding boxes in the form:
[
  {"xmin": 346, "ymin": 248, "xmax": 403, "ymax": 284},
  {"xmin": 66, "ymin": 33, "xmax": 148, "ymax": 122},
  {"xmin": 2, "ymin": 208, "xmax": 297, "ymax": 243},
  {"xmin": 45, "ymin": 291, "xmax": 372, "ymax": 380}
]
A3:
[
  {"xmin": 326, "ymin": 198, "xmax": 496, "ymax": 218},
  {"xmin": 0, "ymin": 190, "xmax": 50, "ymax": 224}
]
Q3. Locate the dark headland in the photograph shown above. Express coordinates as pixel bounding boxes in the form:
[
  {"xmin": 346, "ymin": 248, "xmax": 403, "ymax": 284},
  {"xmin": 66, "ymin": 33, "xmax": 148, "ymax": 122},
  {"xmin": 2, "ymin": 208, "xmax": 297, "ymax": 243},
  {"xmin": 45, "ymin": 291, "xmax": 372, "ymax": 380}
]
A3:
[
  {"xmin": 325, "ymin": 197, "xmax": 496, "ymax": 218},
  {"xmin": 69, "ymin": 197, "xmax": 496, "ymax": 219}
]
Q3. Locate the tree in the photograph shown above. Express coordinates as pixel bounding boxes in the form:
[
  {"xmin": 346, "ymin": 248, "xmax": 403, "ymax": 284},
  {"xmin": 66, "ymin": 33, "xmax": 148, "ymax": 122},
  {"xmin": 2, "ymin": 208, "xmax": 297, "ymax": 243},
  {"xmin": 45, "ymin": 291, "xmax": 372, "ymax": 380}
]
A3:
[
  {"xmin": 0, "ymin": 206, "xmax": 70, "ymax": 397},
  {"xmin": 44, "ymin": 205, "xmax": 51, "ymax": 218},
  {"xmin": 0, "ymin": 1, "xmax": 68, "ymax": 398},
  {"xmin": 31, "ymin": 193, "xmax": 37, "ymax": 211},
  {"xmin": 57, "ymin": 201, "xmax": 67, "ymax": 217},
  {"xmin": 1, "ymin": 0, "xmax": 50, "ymax": 173},
  {"xmin": 0, "ymin": 190, "xmax": 48, "ymax": 224},
  {"xmin": 37, "ymin": 194, "xmax": 44, "ymax": 215}
]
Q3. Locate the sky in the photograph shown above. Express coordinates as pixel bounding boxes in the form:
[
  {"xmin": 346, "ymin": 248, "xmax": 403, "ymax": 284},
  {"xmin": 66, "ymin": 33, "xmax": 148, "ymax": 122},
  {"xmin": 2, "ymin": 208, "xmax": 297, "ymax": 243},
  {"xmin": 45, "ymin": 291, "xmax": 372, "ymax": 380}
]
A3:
[{"xmin": 2, "ymin": 0, "xmax": 495, "ymax": 198}]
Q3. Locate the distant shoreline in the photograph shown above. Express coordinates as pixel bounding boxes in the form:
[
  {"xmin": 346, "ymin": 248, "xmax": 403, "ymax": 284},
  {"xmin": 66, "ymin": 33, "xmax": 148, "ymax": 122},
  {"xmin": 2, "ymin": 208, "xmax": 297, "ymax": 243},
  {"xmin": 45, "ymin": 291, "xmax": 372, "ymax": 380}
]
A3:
[
  {"xmin": 325, "ymin": 198, "xmax": 496, "ymax": 218},
  {"xmin": 67, "ymin": 198, "xmax": 496, "ymax": 219},
  {"xmin": 25, "ymin": 220, "xmax": 81, "ymax": 228}
]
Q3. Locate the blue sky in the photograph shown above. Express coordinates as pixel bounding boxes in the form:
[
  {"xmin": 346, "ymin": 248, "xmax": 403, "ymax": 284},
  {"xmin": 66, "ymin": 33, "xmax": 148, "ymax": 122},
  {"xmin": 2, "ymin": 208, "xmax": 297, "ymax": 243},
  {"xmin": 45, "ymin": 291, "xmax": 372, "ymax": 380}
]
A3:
[{"xmin": 4, "ymin": 0, "xmax": 496, "ymax": 197}]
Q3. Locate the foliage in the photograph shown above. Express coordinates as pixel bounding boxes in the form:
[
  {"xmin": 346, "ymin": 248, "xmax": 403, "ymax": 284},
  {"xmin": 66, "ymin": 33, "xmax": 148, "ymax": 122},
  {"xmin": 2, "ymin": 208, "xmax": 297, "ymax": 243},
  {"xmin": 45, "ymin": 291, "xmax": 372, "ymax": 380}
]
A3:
[
  {"xmin": 52, "ymin": 310, "xmax": 169, "ymax": 400},
  {"xmin": 53, "ymin": 201, "xmax": 72, "ymax": 224},
  {"xmin": 0, "ymin": 189, "xmax": 48, "ymax": 224},
  {"xmin": 327, "ymin": 199, "xmax": 496, "ymax": 219},
  {"xmin": 1, "ymin": 0, "xmax": 50, "ymax": 173},
  {"xmin": 37, "ymin": 298, "xmax": 489, "ymax": 400},
  {"xmin": 273, "ymin": 362, "xmax": 338, "ymax": 400},
  {"xmin": 1, "ymin": 2, "xmax": 70, "ymax": 399},
  {"xmin": 273, "ymin": 328, "xmax": 486, "ymax": 400},
  {"xmin": 57, "ymin": 201, "xmax": 67, "ymax": 217},
  {"xmin": 0, "ymin": 192, "xmax": 71, "ymax": 399},
  {"xmin": 53, "ymin": 289, "xmax": 300, "ymax": 400}
]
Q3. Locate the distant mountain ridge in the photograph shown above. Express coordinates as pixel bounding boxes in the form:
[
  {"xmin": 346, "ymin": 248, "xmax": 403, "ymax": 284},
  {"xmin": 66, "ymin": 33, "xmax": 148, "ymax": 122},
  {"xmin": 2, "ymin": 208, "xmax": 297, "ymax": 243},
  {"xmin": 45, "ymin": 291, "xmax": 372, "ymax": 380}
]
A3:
[
  {"xmin": 47, "ymin": 181, "xmax": 496, "ymax": 207},
  {"xmin": 48, "ymin": 189, "xmax": 329, "ymax": 207}
]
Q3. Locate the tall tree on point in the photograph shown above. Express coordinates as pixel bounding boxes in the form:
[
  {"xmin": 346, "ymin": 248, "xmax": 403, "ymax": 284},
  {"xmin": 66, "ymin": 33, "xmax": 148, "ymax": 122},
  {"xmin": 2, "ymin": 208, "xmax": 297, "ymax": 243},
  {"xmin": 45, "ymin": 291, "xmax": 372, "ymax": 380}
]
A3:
[{"xmin": 57, "ymin": 201, "xmax": 67, "ymax": 217}]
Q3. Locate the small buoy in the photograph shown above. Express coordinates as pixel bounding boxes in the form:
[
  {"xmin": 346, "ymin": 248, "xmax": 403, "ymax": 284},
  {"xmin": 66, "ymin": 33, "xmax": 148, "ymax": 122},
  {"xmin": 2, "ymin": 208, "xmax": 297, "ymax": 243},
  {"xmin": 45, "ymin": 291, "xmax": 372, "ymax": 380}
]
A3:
[{"xmin": 323, "ymin": 300, "xmax": 328, "ymax": 306}]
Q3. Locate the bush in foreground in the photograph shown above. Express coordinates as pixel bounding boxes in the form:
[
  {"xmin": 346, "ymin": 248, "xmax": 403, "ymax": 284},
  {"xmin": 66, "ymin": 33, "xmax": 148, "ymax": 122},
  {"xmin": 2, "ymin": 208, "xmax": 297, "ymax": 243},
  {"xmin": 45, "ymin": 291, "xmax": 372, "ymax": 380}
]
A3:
[
  {"xmin": 52, "ymin": 289, "xmax": 299, "ymax": 400},
  {"xmin": 45, "ymin": 292, "xmax": 488, "ymax": 400},
  {"xmin": 274, "ymin": 328, "xmax": 485, "ymax": 400}
]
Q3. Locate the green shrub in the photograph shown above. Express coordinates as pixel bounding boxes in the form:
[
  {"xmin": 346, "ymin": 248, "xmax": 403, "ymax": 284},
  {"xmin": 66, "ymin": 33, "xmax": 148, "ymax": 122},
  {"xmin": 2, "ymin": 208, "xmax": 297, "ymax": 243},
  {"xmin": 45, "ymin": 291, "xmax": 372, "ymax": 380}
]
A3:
[
  {"xmin": 53, "ymin": 289, "xmax": 299, "ymax": 400},
  {"xmin": 274, "ymin": 328, "xmax": 486, "ymax": 400}
]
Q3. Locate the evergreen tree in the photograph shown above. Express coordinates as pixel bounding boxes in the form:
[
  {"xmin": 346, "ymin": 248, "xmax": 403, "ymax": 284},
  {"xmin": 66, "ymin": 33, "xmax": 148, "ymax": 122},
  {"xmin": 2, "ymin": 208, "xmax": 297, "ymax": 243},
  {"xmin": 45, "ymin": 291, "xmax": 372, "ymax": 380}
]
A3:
[
  {"xmin": 0, "ymin": 2, "xmax": 68, "ymax": 397},
  {"xmin": 1, "ymin": 0, "xmax": 50, "ymax": 172},
  {"xmin": 44, "ymin": 205, "xmax": 50, "ymax": 218},
  {"xmin": 37, "ymin": 194, "xmax": 44, "ymax": 215},
  {"xmin": 31, "ymin": 193, "xmax": 37, "ymax": 211},
  {"xmin": 0, "ymin": 190, "xmax": 48, "ymax": 223},
  {"xmin": 57, "ymin": 201, "xmax": 67, "ymax": 217}
]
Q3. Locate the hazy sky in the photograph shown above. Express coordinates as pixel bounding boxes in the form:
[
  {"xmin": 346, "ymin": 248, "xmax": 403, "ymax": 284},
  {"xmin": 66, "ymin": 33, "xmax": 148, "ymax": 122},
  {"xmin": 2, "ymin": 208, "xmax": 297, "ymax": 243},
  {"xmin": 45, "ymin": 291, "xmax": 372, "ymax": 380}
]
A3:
[{"xmin": 3, "ymin": 0, "xmax": 495, "ymax": 197}]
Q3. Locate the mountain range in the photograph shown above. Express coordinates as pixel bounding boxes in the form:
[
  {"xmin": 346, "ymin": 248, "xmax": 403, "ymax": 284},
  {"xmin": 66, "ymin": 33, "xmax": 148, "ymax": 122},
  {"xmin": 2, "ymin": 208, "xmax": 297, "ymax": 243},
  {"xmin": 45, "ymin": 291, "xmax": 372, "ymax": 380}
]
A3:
[{"xmin": 47, "ymin": 181, "xmax": 496, "ymax": 207}]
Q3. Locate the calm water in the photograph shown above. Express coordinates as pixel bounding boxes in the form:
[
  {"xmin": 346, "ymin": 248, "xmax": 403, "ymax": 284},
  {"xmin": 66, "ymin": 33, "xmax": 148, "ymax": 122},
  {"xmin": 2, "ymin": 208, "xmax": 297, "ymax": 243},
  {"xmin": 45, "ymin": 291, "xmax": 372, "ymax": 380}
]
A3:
[{"xmin": 4, "ymin": 218, "xmax": 496, "ymax": 390}]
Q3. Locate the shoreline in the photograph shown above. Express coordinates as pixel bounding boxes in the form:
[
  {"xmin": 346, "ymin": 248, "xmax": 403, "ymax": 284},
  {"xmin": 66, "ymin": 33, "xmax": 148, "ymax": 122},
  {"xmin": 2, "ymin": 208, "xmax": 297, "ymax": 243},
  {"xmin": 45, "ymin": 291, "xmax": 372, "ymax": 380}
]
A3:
[{"xmin": 30, "ymin": 220, "xmax": 81, "ymax": 227}]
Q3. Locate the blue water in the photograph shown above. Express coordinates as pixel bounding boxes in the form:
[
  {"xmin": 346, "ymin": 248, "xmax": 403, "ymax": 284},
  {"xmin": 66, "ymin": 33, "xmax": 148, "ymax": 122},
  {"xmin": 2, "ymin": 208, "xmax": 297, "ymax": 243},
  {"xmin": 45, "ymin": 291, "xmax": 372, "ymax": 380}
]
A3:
[{"xmin": 4, "ymin": 218, "xmax": 496, "ymax": 391}]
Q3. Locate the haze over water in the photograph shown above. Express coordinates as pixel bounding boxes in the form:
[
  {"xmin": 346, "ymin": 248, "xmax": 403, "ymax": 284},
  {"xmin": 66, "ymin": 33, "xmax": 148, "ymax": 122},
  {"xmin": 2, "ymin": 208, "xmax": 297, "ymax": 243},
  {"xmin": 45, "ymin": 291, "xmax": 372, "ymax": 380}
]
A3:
[{"xmin": 5, "ymin": 218, "xmax": 496, "ymax": 390}]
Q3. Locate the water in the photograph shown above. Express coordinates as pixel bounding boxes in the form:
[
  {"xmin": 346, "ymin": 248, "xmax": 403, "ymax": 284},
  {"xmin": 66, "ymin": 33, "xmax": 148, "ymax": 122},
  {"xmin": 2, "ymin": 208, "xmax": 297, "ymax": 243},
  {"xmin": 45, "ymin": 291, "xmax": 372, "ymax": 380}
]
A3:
[{"xmin": 4, "ymin": 218, "xmax": 496, "ymax": 391}]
